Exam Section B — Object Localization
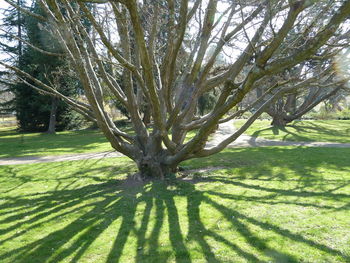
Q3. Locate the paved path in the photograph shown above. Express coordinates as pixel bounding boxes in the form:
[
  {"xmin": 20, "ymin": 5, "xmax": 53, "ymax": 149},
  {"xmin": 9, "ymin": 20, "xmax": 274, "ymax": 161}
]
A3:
[
  {"xmin": 206, "ymin": 120, "xmax": 350, "ymax": 148},
  {"xmin": 1, "ymin": 120, "xmax": 349, "ymax": 166}
]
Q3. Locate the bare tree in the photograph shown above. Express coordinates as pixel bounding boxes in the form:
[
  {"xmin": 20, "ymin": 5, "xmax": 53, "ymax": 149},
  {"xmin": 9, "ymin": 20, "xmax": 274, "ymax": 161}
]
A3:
[
  {"xmin": 1, "ymin": 0, "xmax": 350, "ymax": 179},
  {"xmin": 259, "ymin": 58, "xmax": 349, "ymax": 126},
  {"xmin": 256, "ymin": 12, "xmax": 350, "ymax": 126}
]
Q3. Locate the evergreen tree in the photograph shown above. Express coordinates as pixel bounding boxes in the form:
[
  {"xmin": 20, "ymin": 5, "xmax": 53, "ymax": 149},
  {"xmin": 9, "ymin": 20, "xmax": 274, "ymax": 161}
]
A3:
[
  {"xmin": 0, "ymin": 0, "xmax": 25, "ymax": 115},
  {"xmin": 1, "ymin": 0, "xmax": 83, "ymax": 132}
]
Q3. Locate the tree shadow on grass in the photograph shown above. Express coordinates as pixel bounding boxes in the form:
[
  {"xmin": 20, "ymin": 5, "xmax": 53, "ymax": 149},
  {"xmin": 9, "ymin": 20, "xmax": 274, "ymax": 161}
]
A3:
[
  {"xmin": 0, "ymin": 148, "xmax": 349, "ymax": 262},
  {"xmin": 250, "ymin": 121, "xmax": 350, "ymax": 143},
  {"xmin": 251, "ymin": 125, "xmax": 309, "ymax": 143}
]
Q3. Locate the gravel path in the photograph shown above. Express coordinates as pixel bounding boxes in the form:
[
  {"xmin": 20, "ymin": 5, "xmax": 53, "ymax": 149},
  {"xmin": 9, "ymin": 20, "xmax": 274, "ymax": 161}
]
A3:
[{"xmin": 1, "ymin": 120, "xmax": 349, "ymax": 166}]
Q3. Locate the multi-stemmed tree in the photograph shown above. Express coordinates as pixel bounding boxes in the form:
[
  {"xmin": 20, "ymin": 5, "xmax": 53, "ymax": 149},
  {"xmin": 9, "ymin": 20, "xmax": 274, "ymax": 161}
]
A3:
[
  {"xmin": 1, "ymin": 0, "xmax": 350, "ymax": 178},
  {"xmin": 253, "ymin": 10, "xmax": 350, "ymax": 127},
  {"xmin": 256, "ymin": 58, "xmax": 349, "ymax": 126}
]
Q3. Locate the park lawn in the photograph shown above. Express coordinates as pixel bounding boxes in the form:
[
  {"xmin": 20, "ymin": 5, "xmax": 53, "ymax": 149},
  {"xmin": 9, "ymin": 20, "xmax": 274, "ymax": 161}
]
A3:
[
  {"xmin": 0, "ymin": 126, "xmax": 199, "ymax": 159},
  {"xmin": 0, "ymin": 147, "xmax": 349, "ymax": 262},
  {"xmin": 0, "ymin": 126, "xmax": 16, "ymax": 131},
  {"xmin": 0, "ymin": 127, "xmax": 114, "ymax": 158},
  {"xmin": 235, "ymin": 119, "xmax": 350, "ymax": 143}
]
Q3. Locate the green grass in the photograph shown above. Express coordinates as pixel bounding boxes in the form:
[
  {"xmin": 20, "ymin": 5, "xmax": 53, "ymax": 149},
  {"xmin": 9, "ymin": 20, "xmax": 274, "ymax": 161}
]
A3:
[
  {"xmin": 235, "ymin": 119, "xmax": 350, "ymax": 143},
  {"xmin": 0, "ymin": 127, "xmax": 113, "ymax": 158},
  {"xmin": 0, "ymin": 126, "xmax": 199, "ymax": 159},
  {"xmin": 0, "ymin": 147, "xmax": 349, "ymax": 262}
]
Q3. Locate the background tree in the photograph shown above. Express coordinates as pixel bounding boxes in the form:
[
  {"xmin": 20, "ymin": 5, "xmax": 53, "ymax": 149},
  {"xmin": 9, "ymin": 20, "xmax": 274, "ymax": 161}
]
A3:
[
  {"xmin": 0, "ymin": 0, "xmax": 83, "ymax": 132},
  {"xmin": 256, "ymin": 58, "xmax": 349, "ymax": 126},
  {"xmin": 1, "ymin": 0, "xmax": 350, "ymax": 178},
  {"xmin": 0, "ymin": 0, "xmax": 25, "ymax": 116},
  {"xmin": 252, "ymin": 5, "xmax": 350, "ymax": 127}
]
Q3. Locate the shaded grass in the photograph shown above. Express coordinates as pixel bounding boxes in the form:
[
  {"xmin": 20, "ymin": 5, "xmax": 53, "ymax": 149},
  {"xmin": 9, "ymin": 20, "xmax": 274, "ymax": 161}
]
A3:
[
  {"xmin": 235, "ymin": 119, "xmax": 350, "ymax": 143},
  {"xmin": 0, "ymin": 147, "xmax": 349, "ymax": 262}
]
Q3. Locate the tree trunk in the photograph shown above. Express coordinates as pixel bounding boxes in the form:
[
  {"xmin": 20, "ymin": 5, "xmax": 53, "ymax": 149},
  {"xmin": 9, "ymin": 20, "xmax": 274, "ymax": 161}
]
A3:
[
  {"xmin": 17, "ymin": 0, "xmax": 22, "ymax": 57},
  {"xmin": 136, "ymin": 156, "xmax": 177, "ymax": 180},
  {"xmin": 271, "ymin": 115, "xmax": 288, "ymax": 127},
  {"xmin": 47, "ymin": 97, "xmax": 58, "ymax": 134},
  {"xmin": 142, "ymin": 106, "xmax": 151, "ymax": 126}
]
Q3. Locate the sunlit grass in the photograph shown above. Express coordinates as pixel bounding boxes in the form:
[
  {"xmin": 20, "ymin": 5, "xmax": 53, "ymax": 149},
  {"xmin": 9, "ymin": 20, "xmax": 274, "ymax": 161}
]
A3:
[
  {"xmin": 0, "ymin": 147, "xmax": 349, "ymax": 262},
  {"xmin": 235, "ymin": 119, "xmax": 350, "ymax": 143},
  {"xmin": 0, "ymin": 125, "xmax": 200, "ymax": 158},
  {"xmin": 0, "ymin": 126, "xmax": 17, "ymax": 131},
  {"xmin": 0, "ymin": 127, "xmax": 113, "ymax": 158}
]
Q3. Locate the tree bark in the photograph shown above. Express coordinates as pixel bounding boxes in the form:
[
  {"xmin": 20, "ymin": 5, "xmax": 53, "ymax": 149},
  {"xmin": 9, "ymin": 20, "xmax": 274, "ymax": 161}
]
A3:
[
  {"xmin": 17, "ymin": 0, "xmax": 22, "ymax": 57},
  {"xmin": 271, "ymin": 115, "xmax": 288, "ymax": 127},
  {"xmin": 136, "ymin": 155, "xmax": 177, "ymax": 180},
  {"xmin": 47, "ymin": 97, "xmax": 58, "ymax": 134},
  {"xmin": 142, "ymin": 106, "xmax": 151, "ymax": 126}
]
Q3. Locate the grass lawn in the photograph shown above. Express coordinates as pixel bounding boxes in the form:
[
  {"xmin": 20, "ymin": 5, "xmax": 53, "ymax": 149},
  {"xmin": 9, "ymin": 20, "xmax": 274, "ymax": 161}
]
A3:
[
  {"xmin": 0, "ymin": 147, "xmax": 349, "ymax": 262},
  {"xmin": 235, "ymin": 119, "xmax": 350, "ymax": 143},
  {"xmin": 0, "ymin": 127, "xmax": 113, "ymax": 158},
  {"xmin": 0, "ymin": 126, "xmax": 199, "ymax": 159}
]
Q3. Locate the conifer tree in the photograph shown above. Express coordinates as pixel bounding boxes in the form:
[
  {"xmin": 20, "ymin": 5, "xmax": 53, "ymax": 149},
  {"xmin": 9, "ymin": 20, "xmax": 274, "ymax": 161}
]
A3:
[{"xmin": 1, "ymin": 0, "xmax": 83, "ymax": 132}]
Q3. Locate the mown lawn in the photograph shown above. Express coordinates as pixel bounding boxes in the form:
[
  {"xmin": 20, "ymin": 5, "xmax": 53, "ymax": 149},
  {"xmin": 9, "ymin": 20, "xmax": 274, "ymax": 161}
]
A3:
[
  {"xmin": 0, "ymin": 127, "xmax": 113, "ymax": 158},
  {"xmin": 235, "ymin": 119, "xmax": 350, "ymax": 143},
  {"xmin": 0, "ymin": 147, "xmax": 349, "ymax": 262},
  {"xmin": 0, "ymin": 126, "xmax": 198, "ymax": 158}
]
